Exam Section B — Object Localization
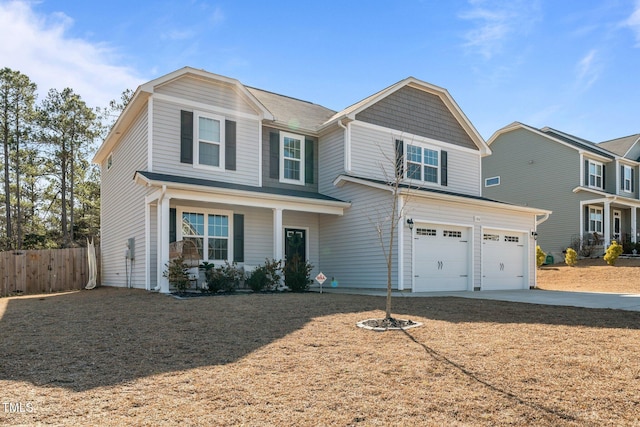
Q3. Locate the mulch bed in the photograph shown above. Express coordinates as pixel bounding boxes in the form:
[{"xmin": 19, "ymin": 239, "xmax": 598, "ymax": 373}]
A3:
[{"xmin": 1, "ymin": 287, "xmax": 639, "ymax": 426}]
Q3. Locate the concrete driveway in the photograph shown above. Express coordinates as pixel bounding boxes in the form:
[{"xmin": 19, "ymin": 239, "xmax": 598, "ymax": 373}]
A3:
[{"xmin": 313, "ymin": 287, "xmax": 640, "ymax": 312}]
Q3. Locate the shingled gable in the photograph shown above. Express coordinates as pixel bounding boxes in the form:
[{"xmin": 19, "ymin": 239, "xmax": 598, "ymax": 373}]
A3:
[
  {"xmin": 93, "ymin": 67, "xmax": 274, "ymax": 164},
  {"xmin": 320, "ymin": 77, "xmax": 490, "ymax": 155},
  {"xmin": 599, "ymin": 134, "xmax": 640, "ymax": 159}
]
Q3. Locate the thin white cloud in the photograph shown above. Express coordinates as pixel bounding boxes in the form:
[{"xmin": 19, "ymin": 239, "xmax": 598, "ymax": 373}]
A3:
[
  {"xmin": 623, "ymin": 0, "xmax": 640, "ymax": 46},
  {"xmin": 0, "ymin": 1, "xmax": 144, "ymax": 108},
  {"xmin": 576, "ymin": 49, "xmax": 601, "ymax": 91},
  {"xmin": 459, "ymin": 0, "xmax": 541, "ymax": 60}
]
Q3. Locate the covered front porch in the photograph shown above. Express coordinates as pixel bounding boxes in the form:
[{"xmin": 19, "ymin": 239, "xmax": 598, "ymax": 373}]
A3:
[
  {"xmin": 135, "ymin": 172, "xmax": 349, "ymax": 293},
  {"xmin": 579, "ymin": 196, "xmax": 640, "ymax": 252}
]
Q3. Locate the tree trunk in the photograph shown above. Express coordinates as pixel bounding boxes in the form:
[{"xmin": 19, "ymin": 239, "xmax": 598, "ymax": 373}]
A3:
[
  {"xmin": 2, "ymin": 99, "xmax": 11, "ymax": 249},
  {"xmin": 14, "ymin": 110, "xmax": 21, "ymax": 249}
]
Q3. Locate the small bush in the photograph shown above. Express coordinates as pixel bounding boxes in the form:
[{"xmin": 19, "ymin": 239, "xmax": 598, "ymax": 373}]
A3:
[
  {"xmin": 536, "ymin": 245, "xmax": 546, "ymax": 268},
  {"xmin": 604, "ymin": 240, "xmax": 623, "ymax": 266},
  {"xmin": 163, "ymin": 257, "xmax": 191, "ymax": 293},
  {"xmin": 283, "ymin": 254, "xmax": 313, "ymax": 292},
  {"xmin": 246, "ymin": 259, "xmax": 282, "ymax": 292},
  {"xmin": 200, "ymin": 261, "xmax": 243, "ymax": 293},
  {"xmin": 564, "ymin": 248, "xmax": 578, "ymax": 267}
]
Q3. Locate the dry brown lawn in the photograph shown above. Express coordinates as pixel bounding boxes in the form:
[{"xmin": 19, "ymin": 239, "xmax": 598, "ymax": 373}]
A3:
[
  {"xmin": 1, "ymin": 268, "xmax": 640, "ymax": 426},
  {"xmin": 538, "ymin": 257, "xmax": 640, "ymax": 294}
]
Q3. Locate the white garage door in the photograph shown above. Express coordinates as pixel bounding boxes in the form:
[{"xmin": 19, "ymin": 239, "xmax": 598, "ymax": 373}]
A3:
[
  {"xmin": 414, "ymin": 224, "xmax": 470, "ymax": 292},
  {"xmin": 482, "ymin": 230, "xmax": 526, "ymax": 290}
]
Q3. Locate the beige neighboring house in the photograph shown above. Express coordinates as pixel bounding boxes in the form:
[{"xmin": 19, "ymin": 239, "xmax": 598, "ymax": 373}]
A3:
[
  {"xmin": 93, "ymin": 67, "xmax": 550, "ymax": 293},
  {"xmin": 483, "ymin": 122, "xmax": 640, "ymax": 262}
]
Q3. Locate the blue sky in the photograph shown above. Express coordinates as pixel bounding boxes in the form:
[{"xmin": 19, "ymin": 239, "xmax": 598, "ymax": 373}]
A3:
[{"xmin": 1, "ymin": 0, "xmax": 639, "ymax": 142}]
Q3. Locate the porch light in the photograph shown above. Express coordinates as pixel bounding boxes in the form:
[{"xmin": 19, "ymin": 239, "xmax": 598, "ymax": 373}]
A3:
[
  {"xmin": 531, "ymin": 231, "xmax": 538, "ymax": 240},
  {"xmin": 407, "ymin": 218, "xmax": 414, "ymax": 230}
]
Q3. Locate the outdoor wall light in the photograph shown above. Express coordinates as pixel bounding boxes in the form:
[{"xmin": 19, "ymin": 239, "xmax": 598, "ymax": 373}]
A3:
[
  {"xmin": 531, "ymin": 231, "xmax": 538, "ymax": 240},
  {"xmin": 407, "ymin": 218, "xmax": 414, "ymax": 230}
]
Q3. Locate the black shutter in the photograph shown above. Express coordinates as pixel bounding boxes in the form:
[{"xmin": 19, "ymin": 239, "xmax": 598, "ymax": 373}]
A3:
[
  {"xmin": 180, "ymin": 110, "xmax": 193, "ymax": 164},
  {"xmin": 225, "ymin": 120, "xmax": 236, "ymax": 171},
  {"xmin": 169, "ymin": 208, "xmax": 177, "ymax": 243},
  {"xmin": 584, "ymin": 206, "xmax": 589, "ymax": 232},
  {"xmin": 233, "ymin": 214, "xmax": 244, "ymax": 262},
  {"xmin": 441, "ymin": 150, "xmax": 448, "ymax": 186},
  {"xmin": 602, "ymin": 165, "xmax": 606, "ymax": 189},
  {"xmin": 305, "ymin": 138, "xmax": 314, "ymax": 184},
  {"xmin": 584, "ymin": 159, "xmax": 589, "ymax": 186},
  {"xmin": 269, "ymin": 132, "xmax": 279, "ymax": 179},
  {"xmin": 395, "ymin": 139, "xmax": 404, "ymax": 178},
  {"xmin": 621, "ymin": 165, "xmax": 625, "ymax": 190},
  {"xmin": 632, "ymin": 169, "xmax": 635, "ymax": 192}
]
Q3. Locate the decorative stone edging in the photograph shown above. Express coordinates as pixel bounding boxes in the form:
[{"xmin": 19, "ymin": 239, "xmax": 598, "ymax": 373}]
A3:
[{"xmin": 356, "ymin": 318, "xmax": 423, "ymax": 332}]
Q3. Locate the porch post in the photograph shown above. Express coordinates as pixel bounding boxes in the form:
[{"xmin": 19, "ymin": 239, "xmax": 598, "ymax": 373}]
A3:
[
  {"xmin": 632, "ymin": 208, "xmax": 638, "ymax": 244},
  {"xmin": 158, "ymin": 195, "xmax": 171, "ymax": 293},
  {"xmin": 273, "ymin": 208, "xmax": 283, "ymax": 261},
  {"xmin": 603, "ymin": 201, "xmax": 611, "ymax": 248}
]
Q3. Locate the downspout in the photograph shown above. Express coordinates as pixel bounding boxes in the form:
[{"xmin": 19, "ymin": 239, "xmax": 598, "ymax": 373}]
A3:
[
  {"xmin": 153, "ymin": 185, "xmax": 167, "ymax": 291},
  {"xmin": 338, "ymin": 119, "xmax": 351, "ymax": 173}
]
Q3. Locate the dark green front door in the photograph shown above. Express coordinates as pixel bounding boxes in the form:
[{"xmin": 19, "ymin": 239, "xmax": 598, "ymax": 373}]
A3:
[{"xmin": 285, "ymin": 228, "xmax": 306, "ymax": 261}]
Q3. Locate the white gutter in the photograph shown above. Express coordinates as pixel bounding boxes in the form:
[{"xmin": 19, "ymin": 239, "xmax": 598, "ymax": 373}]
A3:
[{"xmin": 337, "ymin": 119, "xmax": 351, "ymax": 173}]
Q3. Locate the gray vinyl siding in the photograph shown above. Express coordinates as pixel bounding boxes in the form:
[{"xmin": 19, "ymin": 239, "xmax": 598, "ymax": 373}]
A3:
[
  {"xmin": 355, "ymin": 86, "xmax": 478, "ymax": 151},
  {"xmin": 318, "ymin": 126, "xmax": 345, "ymax": 194},
  {"xmin": 483, "ymin": 128, "xmax": 582, "ymax": 258},
  {"xmin": 349, "ymin": 122, "xmax": 482, "ymax": 196},
  {"xmin": 155, "ymin": 75, "xmax": 258, "ymax": 116},
  {"xmin": 404, "ymin": 198, "xmax": 537, "ymax": 289},
  {"xmin": 151, "ymin": 97, "xmax": 261, "ymax": 186},
  {"xmin": 261, "ymin": 126, "xmax": 319, "ymax": 193},
  {"xmin": 319, "ymin": 183, "xmax": 397, "ymax": 289},
  {"xmin": 101, "ymin": 108, "xmax": 149, "ymax": 289}
]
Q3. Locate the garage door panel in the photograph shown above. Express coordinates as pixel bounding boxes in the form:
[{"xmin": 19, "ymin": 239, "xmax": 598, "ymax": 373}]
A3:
[
  {"xmin": 414, "ymin": 224, "xmax": 469, "ymax": 292},
  {"xmin": 482, "ymin": 230, "xmax": 525, "ymax": 290}
]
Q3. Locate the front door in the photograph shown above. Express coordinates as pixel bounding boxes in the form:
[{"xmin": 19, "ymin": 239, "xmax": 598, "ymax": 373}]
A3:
[
  {"xmin": 613, "ymin": 210, "xmax": 621, "ymax": 241},
  {"xmin": 285, "ymin": 228, "xmax": 306, "ymax": 261}
]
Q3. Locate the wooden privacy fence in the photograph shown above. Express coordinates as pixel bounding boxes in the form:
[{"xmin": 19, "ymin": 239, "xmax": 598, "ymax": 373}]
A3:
[{"xmin": 0, "ymin": 248, "xmax": 100, "ymax": 297}]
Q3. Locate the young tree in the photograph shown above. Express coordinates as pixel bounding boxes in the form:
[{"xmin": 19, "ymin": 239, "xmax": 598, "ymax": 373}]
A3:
[{"xmin": 38, "ymin": 88, "xmax": 99, "ymax": 247}]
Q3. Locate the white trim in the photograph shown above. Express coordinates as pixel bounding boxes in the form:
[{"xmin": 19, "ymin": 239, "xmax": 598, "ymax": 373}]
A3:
[
  {"xmin": 480, "ymin": 226, "xmax": 530, "ymax": 291},
  {"xmin": 258, "ymin": 121, "xmax": 263, "ymax": 187},
  {"xmin": 176, "ymin": 206, "xmax": 234, "ymax": 264},
  {"xmin": 484, "ymin": 176, "xmax": 500, "ymax": 187},
  {"xmin": 622, "ymin": 164, "xmax": 634, "ymax": 194},
  {"xmin": 279, "ymin": 131, "xmax": 305, "ymax": 186},
  {"xmin": 147, "ymin": 97, "xmax": 153, "ymax": 171},
  {"xmin": 152, "ymin": 92, "xmax": 262, "ymax": 121},
  {"xmin": 586, "ymin": 158, "xmax": 604, "ymax": 190},
  {"xmin": 273, "ymin": 208, "xmax": 283, "ymax": 261},
  {"xmin": 145, "ymin": 202, "xmax": 150, "ymax": 291},
  {"xmin": 193, "ymin": 111, "xmax": 225, "ymax": 170},
  {"xmin": 397, "ymin": 196, "xmax": 405, "ymax": 291},
  {"xmin": 405, "ymin": 141, "xmax": 440, "ymax": 185}
]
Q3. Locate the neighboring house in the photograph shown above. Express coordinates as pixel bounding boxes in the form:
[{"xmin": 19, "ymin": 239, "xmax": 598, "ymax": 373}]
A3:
[
  {"xmin": 93, "ymin": 67, "xmax": 549, "ymax": 293},
  {"xmin": 483, "ymin": 123, "xmax": 640, "ymax": 262}
]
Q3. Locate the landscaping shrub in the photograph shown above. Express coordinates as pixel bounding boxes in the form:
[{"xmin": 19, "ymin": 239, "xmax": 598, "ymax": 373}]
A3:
[
  {"xmin": 564, "ymin": 248, "xmax": 578, "ymax": 267},
  {"xmin": 622, "ymin": 241, "xmax": 640, "ymax": 254},
  {"xmin": 283, "ymin": 254, "xmax": 313, "ymax": 292},
  {"xmin": 246, "ymin": 259, "xmax": 282, "ymax": 292},
  {"xmin": 604, "ymin": 240, "xmax": 623, "ymax": 266},
  {"xmin": 200, "ymin": 261, "xmax": 243, "ymax": 293},
  {"xmin": 163, "ymin": 257, "xmax": 191, "ymax": 293},
  {"xmin": 536, "ymin": 245, "xmax": 546, "ymax": 268}
]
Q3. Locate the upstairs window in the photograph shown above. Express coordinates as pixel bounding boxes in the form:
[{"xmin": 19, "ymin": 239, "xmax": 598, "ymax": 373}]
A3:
[
  {"xmin": 623, "ymin": 165, "xmax": 634, "ymax": 193},
  {"xmin": 195, "ymin": 112, "xmax": 225, "ymax": 169},
  {"xmin": 588, "ymin": 160, "xmax": 603, "ymax": 189},
  {"xmin": 406, "ymin": 143, "xmax": 439, "ymax": 184},
  {"xmin": 485, "ymin": 176, "xmax": 500, "ymax": 187},
  {"xmin": 280, "ymin": 131, "xmax": 305, "ymax": 185}
]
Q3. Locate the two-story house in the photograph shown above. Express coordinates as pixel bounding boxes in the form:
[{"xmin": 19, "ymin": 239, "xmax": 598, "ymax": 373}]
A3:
[
  {"xmin": 93, "ymin": 67, "xmax": 549, "ymax": 293},
  {"xmin": 483, "ymin": 122, "xmax": 640, "ymax": 262}
]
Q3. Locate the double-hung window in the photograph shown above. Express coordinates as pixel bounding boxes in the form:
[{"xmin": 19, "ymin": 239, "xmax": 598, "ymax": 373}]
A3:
[
  {"xmin": 406, "ymin": 143, "xmax": 439, "ymax": 184},
  {"xmin": 195, "ymin": 112, "xmax": 225, "ymax": 169},
  {"xmin": 623, "ymin": 165, "xmax": 633, "ymax": 192},
  {"xmin": 180, "ymin": 209, "xmax": 231, "ymax": 262},
  {"xmin": 588, "ymin": 207, "xmax": 603, "ymax": 233},
  {"xmin": 588, "ymin": 160, "xmax": 603, "ymax": 189},
  {"xmin": 280, "ymin": 131, "xmax": 305, "ymax": 185}
]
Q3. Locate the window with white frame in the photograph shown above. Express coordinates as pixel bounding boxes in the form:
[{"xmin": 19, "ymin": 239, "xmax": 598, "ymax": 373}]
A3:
[
  {"xmin": 179, "ymin": 209, "xmax": 231, "ymax": 261},
  {"xmin": 106, "ymin": 153, "xmax": 113, "ymax": 170},
  {"xmin": 280, "ymin": 131, "xmax": 305, "ymax": 184},
  {"xmin": 588, "ymin": 160, "xmax": 603, "ymax": 189},
  {"xmin": 195, "ymin": 112, "xmax": 225, "ymax": 168},
  {"xmin": 589, "ymin": 207, "xmax": 603, "ymax": 233},
  {"xmin": 485, "ymin": 176, "xmax": 500, "ymax": 187},
  {"xmin": 623, "ymin": 165, "xmax": 633, "ymax": 192},
  {"xmin": 406, "ymin": 143, "xmax": 439, "ymax": 183}
]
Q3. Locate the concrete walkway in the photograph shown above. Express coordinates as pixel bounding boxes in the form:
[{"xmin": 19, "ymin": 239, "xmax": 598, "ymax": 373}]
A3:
[{"xmin": 312, "ymin": 287, "xmax": 640, "ymax": 312}]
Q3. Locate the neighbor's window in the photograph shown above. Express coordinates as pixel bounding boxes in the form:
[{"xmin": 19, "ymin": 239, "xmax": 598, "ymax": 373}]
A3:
[
  {"xmin": 406, "ymin": 143, "xmax": 438, "ymax": 183},
  {"xmin": 485, "ymin": 176, "xmax": 500, "ymax": 187},
  {"xmin": 623, "ymin": 165, "xmax": 633, "ymax": 192},
  {"xmin": 107, "ymin": 153, "xmax": 113, "ymax": 170},
  {"xmin": 195, "ymin": 112, "xmax": 225, "ymax": 168},
  {"xmin": 588, "ymin": 160, "xmax": 603, "ymax": 189},
  {"xmin": 589, "ymin": 207, "xmax": 603, "ymax": 233},
  {"xmin": 180, "ymin": 209, "xmax": 231, "ymax": 261},
  {"xmin": 280, "ymin": 131, "xmax": 305, "ymax": 185}
]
